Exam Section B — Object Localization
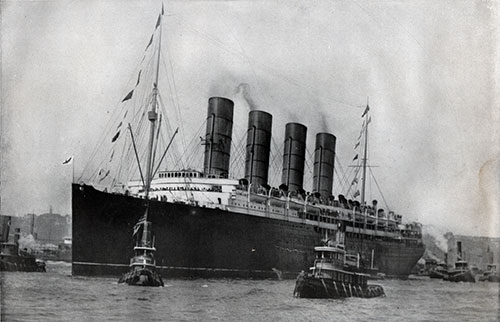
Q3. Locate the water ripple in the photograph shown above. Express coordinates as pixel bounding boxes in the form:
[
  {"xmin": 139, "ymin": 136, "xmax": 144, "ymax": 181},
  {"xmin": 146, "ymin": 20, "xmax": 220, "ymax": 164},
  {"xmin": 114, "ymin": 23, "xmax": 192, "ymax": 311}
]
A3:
[{"xmin": 1, "ymin": 263, "xmax": 499, "ymax": 322}]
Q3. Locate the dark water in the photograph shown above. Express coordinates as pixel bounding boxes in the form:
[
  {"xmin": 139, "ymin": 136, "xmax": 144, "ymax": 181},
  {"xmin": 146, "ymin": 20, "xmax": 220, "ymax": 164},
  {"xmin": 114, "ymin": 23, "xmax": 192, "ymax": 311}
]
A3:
[{"xmin": 1, "ymin": 262, "xmax": 498, "ymax": 322}]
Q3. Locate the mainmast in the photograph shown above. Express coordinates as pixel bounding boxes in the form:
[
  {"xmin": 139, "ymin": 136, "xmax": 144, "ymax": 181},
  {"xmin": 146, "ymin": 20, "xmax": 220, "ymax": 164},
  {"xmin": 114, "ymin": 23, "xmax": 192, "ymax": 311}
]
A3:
[
  {"xmin": 360, "ymin": 103, "xmax": 369, "ymax": 206},
  {"xmin": 144, "ymin": 15, "xmax": 163, "ymax": 200}
]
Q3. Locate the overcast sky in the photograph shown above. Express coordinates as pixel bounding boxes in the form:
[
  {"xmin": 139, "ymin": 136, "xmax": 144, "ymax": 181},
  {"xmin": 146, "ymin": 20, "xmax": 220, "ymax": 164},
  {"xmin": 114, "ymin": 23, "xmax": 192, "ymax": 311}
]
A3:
[{"xmin": 1, "ymin": 0, "xmax": 499, "ymax": 237}]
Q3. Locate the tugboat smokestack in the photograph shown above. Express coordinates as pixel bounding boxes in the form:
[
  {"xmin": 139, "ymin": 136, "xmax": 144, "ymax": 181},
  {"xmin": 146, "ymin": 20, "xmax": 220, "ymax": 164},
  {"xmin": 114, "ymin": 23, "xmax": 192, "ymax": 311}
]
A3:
[{"xmin": 141, "ymin": 222, "xmax": 152, "ymax": 247}]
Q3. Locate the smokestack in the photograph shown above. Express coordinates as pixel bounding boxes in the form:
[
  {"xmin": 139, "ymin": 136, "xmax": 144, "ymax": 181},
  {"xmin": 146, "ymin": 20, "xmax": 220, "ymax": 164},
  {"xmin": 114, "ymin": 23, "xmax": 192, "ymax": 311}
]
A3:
[
  {"xmin": 141, "ymin": 221, "xmax": 153, "ymax": 247},
  {"xmin": 312, "ymin": 133, "xmax": 336, "ymax": 199},
  {"xmin": 0, "ymin": 216, "xmax": 10, "ymax": 243},
  {"xmin": 203, "ymin": 97, "xmax": 234, "ymax": 178},
  {"xmin": 245, "ymin": 111, "xmax": 273, "ymax": 187},
  {"xmin": 281, "ymin": 123, "xmax": 307, "ymax": 192},
  {"xmin": 14, "ymin": 228, "xmax": 20, "ymax": 245}
]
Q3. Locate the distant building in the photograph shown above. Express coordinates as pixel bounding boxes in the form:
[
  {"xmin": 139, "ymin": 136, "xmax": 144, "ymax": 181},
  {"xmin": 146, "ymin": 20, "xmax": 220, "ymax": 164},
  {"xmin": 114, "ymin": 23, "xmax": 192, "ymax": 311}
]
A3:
[
  {"xmin": 446, "ymin": 233, "xmax": 500, "ymax": 270},
  {"xmin": 9, "ymin": 210, "xmax": 71, "ymax": 245}
]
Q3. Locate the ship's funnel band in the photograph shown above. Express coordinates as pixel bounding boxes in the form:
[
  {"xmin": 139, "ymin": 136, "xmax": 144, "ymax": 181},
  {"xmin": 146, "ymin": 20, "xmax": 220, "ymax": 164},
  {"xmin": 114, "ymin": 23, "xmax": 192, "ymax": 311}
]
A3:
[
  {"xmin": 281, "ymin": 123, "xmax": 307, "ymax": 192},
  {"xmin": 245, "ymin": 111, "xmax": 272, "ymax": 186},
  {"xmin": 203, "ymin": 97, "xmax": 234, "ymax": 177}
]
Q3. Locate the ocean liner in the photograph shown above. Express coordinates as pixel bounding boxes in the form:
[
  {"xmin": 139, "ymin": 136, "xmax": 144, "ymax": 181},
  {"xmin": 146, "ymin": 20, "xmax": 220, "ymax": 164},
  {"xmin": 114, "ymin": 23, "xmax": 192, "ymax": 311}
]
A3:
[{"xmin": 72, "ymin": 9, "xmax": 424, "ymax": 279}]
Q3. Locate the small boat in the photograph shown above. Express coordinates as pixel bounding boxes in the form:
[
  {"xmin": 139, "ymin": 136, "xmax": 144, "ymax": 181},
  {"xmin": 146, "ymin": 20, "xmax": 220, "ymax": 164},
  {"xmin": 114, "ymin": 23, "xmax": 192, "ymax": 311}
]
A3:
[
  {"xmin": 118, "ymin": 209, "xmax": 164, "ymax": 287},
  {"xmin": 444, "ymin": 260, "xmax": 476, "ymax": 283},
  {"xmin": 0, "ymin": 217, "xmax": 46, "ymax": 272},
  {"xmin": 429, "ymin": 263, "xmax": 448, "ymax": 279},
  {"xmin": 478, "ymin": 264, "xmax": 499, "ymax": 282},
  {"xmin": 293, "ymin": 228, "xmax": 384, "ymax": 299}
]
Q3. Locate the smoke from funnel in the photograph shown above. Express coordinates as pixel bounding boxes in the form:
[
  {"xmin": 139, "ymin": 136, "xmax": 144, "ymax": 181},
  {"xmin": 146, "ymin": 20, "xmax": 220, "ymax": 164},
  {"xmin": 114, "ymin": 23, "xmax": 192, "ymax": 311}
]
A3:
[
  {"xmin": 422, "ymin": 225, "xmax": 448, "ymax": 253},
  {"xmin": 236, "ymin": 83, "xmax": 258, "ymax": 111},
  {"xmin": 18, "ymin": 234, "xmax": 41, "ymax": 251},
  {"xmin": 319, "ymin": 115, "xmax": 329, "ymax": 132}
]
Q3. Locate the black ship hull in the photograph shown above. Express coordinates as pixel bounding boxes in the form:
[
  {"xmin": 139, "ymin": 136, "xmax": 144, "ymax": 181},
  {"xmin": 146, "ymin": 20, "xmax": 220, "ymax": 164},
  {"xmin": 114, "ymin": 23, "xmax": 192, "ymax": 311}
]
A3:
[{"xmin": 72, "ymin": 184, "xmax": 424, "ymax": 279}]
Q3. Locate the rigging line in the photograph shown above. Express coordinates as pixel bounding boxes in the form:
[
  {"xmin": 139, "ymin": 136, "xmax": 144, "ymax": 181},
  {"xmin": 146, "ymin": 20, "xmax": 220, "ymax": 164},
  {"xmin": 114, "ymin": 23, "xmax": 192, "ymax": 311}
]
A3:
[
  {"xmin": 176, "ymin": 120, "xmax": 206, "ymax": 169},
  {"xmin": 351, "ymin": 0, "xmax": 424, "ymax": 51},
  {"xmin": 169, "ymin": 15, "xmax": 244, "ymax": 58},
  {"xmin": 335, "ymin": 165, "xmax": 350, "ymax": 195},
  {"xmin": 158, "ymin": 94, "xmax": 183, "ymax": 167},
  {"xmin": 352, "ymin": 1, "xmax": 464, "ymax": 151},
  {"xmin": 152, "ymin": 127, "xmax": 179, "ymax": 178},
  {"xmin": 348, "ymin": 166, "xmax": 362, "ymax": 196},
  {"xmin": 334, "ymin": 159, "xmax": 349, "ymax": 192},
  {"xmin": 159, "ymin": 42, "xmax": 188, "ymax": 155},
  {"xmin": 368, "ymin": 167, "xmax": 390, "ymax": 212},
  {"xmin": 112, "ymin": 132, "xmax": 129, "ymax": 186},
  {"xmin": 80, "ymin": 27, "xmax": 158, "ymax": 181},
  {"xmin": 129, "ymin": 116, "xmax": 148, "ymax": 183},
  {"xmin": 180, "ymin": 121, "xmax": 204, "ymax": 166},
  {"xmin": 170, "ymin": 15, "xmax": 358, "ymax": 110},
  {"xmin": 126, "ymin": 115, "xmax": 149, "ymax": 180},
  {"xmin": 268, "ymin": 139, "xmax": 283, "ymax": 185},
  {"xmin": 184, "ymin": 120, "xmax": 206, "ymax": 167},
  {"xmin": 229, "ymin": 133, "xmax": 247, "ymax": 167},
  {"xmin": 131, "ymin": 95, "xmax": 152, "ymax": 130},
  {"xmin": 346, "ymin": 162, "xmax": 359, "ymax": 186},
  {"xmin": 150, "ymin": 113, "xmax": 163, "ymax": 179},
  {"xmin": 334, "ymin": 154, "xmax": 351, "ymax": 190},
  {"xmin": 220, "ymin": 20, "xmax": 272, "ymax": 112}
]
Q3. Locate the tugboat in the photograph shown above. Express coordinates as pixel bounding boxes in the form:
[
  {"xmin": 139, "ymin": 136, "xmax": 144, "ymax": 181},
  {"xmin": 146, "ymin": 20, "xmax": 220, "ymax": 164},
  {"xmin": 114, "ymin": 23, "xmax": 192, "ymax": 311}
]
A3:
[
  {"xmin": 293, "ymin": 226, "xmax": 384, "ymax": 299},
  {"xmin": 118, "ymin": 208, "xmax": 164, "ymax": 287},
  {"xmin": 429, "ymin": 263, "xmax": 448, "ymax": 280},
  {"xmin": 478, "ymin": 264, "xmax": 499, "ymax": 282},
  {"xmin": 444, "ymin": 260, "xmax": 476, "ymax": 283},
  {"xmin": 0, "ymin": 216, "xmax": 45, "ymax": 272}
]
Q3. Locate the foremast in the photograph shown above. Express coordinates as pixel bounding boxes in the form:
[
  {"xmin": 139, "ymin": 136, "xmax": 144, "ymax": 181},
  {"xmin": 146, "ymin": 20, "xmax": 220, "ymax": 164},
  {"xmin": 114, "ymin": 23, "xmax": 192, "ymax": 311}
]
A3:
[
  {"xmin": 136, "ymin": 10, "xmax": 164, "ymax": 246},
  {"xmin": 120, "ymin": 9, "xmax": 165, "ymax": 287},
  {"xmin": 145, "ymin": 12, "xmax": 163, "ymax": 203},
  {"xmin": 360, "ymin": 102, "xmax": 369, "ymax": 206}
]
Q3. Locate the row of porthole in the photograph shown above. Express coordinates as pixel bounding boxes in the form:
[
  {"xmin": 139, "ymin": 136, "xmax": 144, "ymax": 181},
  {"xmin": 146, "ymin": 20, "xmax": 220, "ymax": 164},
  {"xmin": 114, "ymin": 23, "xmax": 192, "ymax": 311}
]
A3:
[{"xmin": 159, "ymin": 172, "xmax": 201, "ymax": 178}]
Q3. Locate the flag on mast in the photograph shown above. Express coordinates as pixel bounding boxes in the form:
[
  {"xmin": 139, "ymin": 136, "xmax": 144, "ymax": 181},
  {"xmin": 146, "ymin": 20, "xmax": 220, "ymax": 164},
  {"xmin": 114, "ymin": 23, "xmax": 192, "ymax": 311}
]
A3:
[
  {"xmin": 122, "ymin": 90, "xmax": 134, "ymax": 102},
  {"xmin": 135, "ymin": 70, "xmax": 142, "ymax": 87},
  {"xmin": 361, "ymin": 105, "xmax": 370, "ymax": 117},
  {"xmin": 133, "ymin": 213, "xmax": 147, "ymax": 237},
  {"xmin": 111, "ymin": 131, "xmax": 121, "ymax": 143},
  {"xmin": 62, "ymin": 156, "xmax": 73, "ymax": 165},
  {"xmin": 155, "ymin": 14, "xmax": 161, "ymax": 28},
  {"xmin": 145, "ymin": 34, "xmax": 154, "ymax": 51}
]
